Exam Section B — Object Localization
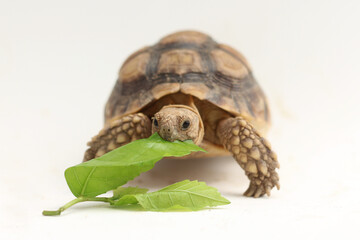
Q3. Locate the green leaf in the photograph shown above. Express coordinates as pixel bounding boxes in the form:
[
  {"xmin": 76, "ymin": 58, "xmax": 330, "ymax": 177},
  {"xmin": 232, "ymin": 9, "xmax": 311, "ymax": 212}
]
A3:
[
  {"xmin": 65, "ymin": 133, "xmax": 205, "ymax": 198},
  {"xmin": 112, "ymin": 195, "xmax": 139, "ymax": 206},
  {"xmin": 112, "ymin": 186, "xmax": 148, "ymax": 200},
  {"xmin": 113, "ymin": 180, "xmax": 230, "ymax": 211},
  {"xmin": 111, "ymin": 186, "xmax": 148, "ymax": 205}
]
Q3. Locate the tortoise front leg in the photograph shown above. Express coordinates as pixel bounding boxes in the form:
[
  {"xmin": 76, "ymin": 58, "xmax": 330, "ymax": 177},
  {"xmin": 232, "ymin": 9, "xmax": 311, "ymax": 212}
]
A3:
[
  {"xmin": 217, "ymin": 117, "xmax": 280, "ymax": 197},
  {"xmin": 83, "ymin": 113, "xmax": 151, "ymax": 162}
]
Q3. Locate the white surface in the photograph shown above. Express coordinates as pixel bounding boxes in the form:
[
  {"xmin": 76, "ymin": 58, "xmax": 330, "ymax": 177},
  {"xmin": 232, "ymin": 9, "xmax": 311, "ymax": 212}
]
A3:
[{"xmin": 1, "ymin": 0, "xmax": 360, "ymax": 239}]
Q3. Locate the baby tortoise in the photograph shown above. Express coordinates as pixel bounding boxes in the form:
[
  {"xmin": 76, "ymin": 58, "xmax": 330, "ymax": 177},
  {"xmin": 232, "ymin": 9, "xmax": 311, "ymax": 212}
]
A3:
[{"xmin": 84, "ymin": 30, "xmax": 279, "ymax": 198}]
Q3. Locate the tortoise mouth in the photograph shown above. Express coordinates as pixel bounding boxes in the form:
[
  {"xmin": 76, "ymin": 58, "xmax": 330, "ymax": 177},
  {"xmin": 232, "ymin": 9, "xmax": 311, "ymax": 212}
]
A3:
[
  {"xmin": 158, "ymin": 126, "xmax": 177, "ymax": 142},
  {"xmin": 158, "ymin": 133, "xmax": 175, "ymax": 142}
]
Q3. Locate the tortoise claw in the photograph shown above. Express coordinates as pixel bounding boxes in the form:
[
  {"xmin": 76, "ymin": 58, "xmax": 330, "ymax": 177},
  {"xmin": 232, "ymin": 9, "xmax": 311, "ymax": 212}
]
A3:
[{"xmin": 244, "ymin": 184, "xmax": 257, "ymax": 197}]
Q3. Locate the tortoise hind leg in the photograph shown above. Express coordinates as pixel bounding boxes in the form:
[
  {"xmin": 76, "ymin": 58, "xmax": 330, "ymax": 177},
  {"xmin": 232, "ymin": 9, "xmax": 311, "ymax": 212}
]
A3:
[
  {"xmin": 83, "ymin": 113, "xmax": 151, "ymax": 162},
  {"xmin": 216, "ymin": 116, "xmax": 280, "ymax": 197}
]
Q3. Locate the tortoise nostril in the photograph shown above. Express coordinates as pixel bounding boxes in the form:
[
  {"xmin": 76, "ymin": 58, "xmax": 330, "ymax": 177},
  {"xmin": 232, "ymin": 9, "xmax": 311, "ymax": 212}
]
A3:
[{"xmin": 161, "ymin": 127, "xmax": 171, "ymax": 133}]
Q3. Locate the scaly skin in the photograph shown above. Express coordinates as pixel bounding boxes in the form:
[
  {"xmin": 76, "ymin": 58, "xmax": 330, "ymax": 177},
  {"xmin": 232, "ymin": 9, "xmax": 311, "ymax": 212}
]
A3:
[
  {"xmin": 217, "ymin": 116, "xmax": 280, "ymax": 197},
  {"xmin": 83, "ymin": 113, "xmax": 151, "ymax": 162}
]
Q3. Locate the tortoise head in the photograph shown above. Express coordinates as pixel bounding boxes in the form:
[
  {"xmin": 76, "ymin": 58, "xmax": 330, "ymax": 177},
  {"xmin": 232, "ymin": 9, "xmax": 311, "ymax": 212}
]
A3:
[{"xmin": 152, "ymin": 105, "xmax": 204, "ymax": 145}]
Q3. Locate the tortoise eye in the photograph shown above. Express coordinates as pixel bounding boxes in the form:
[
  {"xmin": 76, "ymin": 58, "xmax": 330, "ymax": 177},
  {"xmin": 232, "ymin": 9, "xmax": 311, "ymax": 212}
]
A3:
[
  {"xmin": 181, "ymin": 120, "xmax": 190, "ymax": 130},
  {"xmin": 153, "ymin": 118, "xmax": 159, "ymax": 127}
]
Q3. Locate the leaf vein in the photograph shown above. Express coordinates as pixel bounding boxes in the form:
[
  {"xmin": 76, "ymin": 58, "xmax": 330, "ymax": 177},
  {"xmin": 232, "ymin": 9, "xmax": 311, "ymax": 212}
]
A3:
[
  {"xmin": 146, "ymin": 195, "xmax": 157, "ymax": 209},
  {"xmin": 80, "ymin": 167, "xmax": 97, "ymax": 196},
  {"xmin": 168, "ymin": 192, "xmax": 174, "ymax": 205},
  {"xmin": 188, "ymin": 192, "xmax": 195, "ymax": 207}
]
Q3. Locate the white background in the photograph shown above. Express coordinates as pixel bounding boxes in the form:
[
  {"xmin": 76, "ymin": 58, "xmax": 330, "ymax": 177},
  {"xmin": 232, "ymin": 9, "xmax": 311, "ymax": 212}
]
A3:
[{"xmin": 1, "ymin": 0, "xmax": 360, "ymax": 239}]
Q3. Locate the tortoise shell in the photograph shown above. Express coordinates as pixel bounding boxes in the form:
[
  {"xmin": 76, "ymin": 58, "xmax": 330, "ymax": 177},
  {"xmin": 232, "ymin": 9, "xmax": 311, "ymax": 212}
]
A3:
[{"xmin": 105, "ymin": 31, "xmax": 270, "ymax": 133}]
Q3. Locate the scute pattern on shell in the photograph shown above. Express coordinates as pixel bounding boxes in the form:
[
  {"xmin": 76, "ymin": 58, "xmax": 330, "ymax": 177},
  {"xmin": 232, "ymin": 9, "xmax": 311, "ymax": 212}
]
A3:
[{"xmin": 105, "ymin": 31, "xmax": 269, "ymax": 128}]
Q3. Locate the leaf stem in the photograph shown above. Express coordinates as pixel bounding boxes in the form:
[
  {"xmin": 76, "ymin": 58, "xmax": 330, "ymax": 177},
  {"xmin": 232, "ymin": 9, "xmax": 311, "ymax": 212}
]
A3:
[{"xmin": 42, "ymin": 196, "xmax": 115, "ymax": 216}]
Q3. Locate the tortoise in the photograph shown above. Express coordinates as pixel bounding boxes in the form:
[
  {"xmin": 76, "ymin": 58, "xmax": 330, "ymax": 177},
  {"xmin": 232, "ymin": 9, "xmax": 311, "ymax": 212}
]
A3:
[{"xmin": 84, "ymin": 30, "xmax": 280, "ymax": 197}]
